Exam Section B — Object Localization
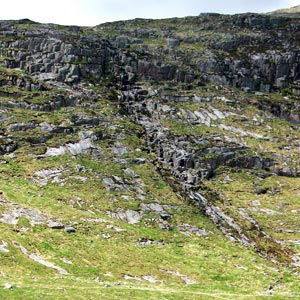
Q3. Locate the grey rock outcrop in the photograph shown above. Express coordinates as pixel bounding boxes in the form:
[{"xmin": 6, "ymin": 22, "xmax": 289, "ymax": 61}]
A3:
[
  {"xmin": 44, "ymin": 138, "xmax": 96, "ymax": 156},
  {"xmin": 107, "ymin": 209, "xmax": 143, "ymax": 224},
  {"xmin": 118, "ymin": 83, "xmax": 285, "ymax": 249},
  {"xmin": 1, "ymin": 15, "xmax": 300, "ymax": 95},
  {"xmin": 0, "ymin": 28, "xmax": 115, "ymax": 83},
  {"xmin": 7, "ymin": 122, "xmax": 36, "ymax": 132},
  {"xmin": 0, "ymin": 240, "xmax": 9, "ymax": 253}
]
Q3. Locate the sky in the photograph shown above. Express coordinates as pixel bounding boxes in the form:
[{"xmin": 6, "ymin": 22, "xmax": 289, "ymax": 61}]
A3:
[{"xmin": 0, "ymin": 0, "xmax": 300, "ymax": 26}]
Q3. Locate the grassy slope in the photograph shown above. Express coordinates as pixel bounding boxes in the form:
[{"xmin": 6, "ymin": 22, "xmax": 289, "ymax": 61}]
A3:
[
  {"xmin": 269, "ymin": 6, "xmax": 300, "ymax": 14},
  {"xmin": 0, "ymin": 18, "xmax": 300, "ymax": 299},
  {"xmin": 0, "ymin": 82, "xmax": 299, "ymax": 299}
]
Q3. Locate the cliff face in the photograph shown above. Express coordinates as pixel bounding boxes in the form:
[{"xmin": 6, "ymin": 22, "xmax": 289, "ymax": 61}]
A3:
[
  {"xmin": 110, "ymin": 14, "xmax": 300, "ymax": 92},
  {"xmin": 2, "ymin": 14, "xmax": 300, "ymax": 89},
  {"xmin": 1, "ymin": 12, "xmax": 300, "ymax": 297},
  {"xmin": 0, "ymin": 24, "xmax": 114, "ymax": 83}
]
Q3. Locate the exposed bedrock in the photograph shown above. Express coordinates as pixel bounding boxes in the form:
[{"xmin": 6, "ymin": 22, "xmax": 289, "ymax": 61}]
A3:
[{"xmin": 119, "ymin": 85, "xmax": 296, "ymax": 264}]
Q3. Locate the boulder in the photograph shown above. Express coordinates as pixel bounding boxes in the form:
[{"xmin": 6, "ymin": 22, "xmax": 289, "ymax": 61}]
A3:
[
  {"xmin": 64, "ymin": 225, "xmax": 76, "ymax": 233},
  {"xmin": 7, "ymin": 122, "xmax": 35, "ymax": 132}
]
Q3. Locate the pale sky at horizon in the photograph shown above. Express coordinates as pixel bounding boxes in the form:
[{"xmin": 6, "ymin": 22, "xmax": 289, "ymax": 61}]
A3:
[{"xmin": 0, "ymin": 0, "xmax": 300, "ymax": 26}]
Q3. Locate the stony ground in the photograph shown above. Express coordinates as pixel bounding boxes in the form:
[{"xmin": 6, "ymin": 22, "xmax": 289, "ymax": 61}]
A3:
[{"xmin": 0, "ymin": 13, "xmax": 300, "ymax": 299}]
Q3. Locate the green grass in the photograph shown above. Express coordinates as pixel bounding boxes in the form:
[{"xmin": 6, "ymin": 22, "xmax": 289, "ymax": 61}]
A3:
[{"xmin": 1, "ymin": 277, "xmax": 297, "ymax": 300}]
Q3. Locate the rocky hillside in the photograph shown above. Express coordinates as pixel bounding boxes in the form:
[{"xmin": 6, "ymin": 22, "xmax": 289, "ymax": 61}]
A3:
[{"xmin": 1, "ymin": 12, "xmax": 300, "ymax": 299}]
